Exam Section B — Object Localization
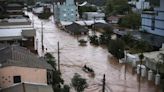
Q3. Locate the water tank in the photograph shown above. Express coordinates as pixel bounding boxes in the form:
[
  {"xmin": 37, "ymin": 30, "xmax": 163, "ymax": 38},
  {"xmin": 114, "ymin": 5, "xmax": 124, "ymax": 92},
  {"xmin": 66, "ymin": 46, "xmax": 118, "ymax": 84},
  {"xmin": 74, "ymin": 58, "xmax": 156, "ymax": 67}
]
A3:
[
  {"xmin": 148, "ymin": 70, "xmax": 153, "ymax": 81},
  {"xmin": 137, "ymin": 64, "xmax": 146, "ymax": 77},
  {"xmin": 155, "ymin": 73, "xmax": 160, "ymax": 85}
]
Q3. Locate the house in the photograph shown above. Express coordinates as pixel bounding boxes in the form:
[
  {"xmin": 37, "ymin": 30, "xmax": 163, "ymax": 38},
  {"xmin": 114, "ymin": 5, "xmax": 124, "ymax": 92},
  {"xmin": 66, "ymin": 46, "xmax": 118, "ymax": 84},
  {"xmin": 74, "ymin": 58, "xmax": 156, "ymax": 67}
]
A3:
[
  {"xmin": 107, "ymin": 15, "xmax": 124, "ymax": 24},
  {"xmin": 92, "ymin": 22, "xmax": 113, "ymax": 32},
  {"xmin": 128, "ymin": 0, "xmax": 150, "ymax": 10},
  {"xmin": 54, "ymin": 0, "xmax": 78, "ymax": 22},
  {"xmin": 6, "ymin": 2, "xmax": 24, "ymax": 17},
  {"xmin": 0, "ymin": 28, "xmax": 36, "ymax": 53},
  {"xmin": 82, "ymin": 12, "xmax": 105, "ymax": 20},
  {"xmin": 0, "ymin": 44, "xmax": 54, "ymax": 89},
  {"xmin": 141, "ymin": 0, "xmax": 164, "ymax": 36},
  {"xmin": 1, "ymin": 82, "xmax": 53, "ymax": 92},
  {"xmin": 65, "ymin": 22, "xmax": 89, "ymax": 35},
  {"xmin": 0, "ymin": 1, "xmax": 36, "ymax": 52}
]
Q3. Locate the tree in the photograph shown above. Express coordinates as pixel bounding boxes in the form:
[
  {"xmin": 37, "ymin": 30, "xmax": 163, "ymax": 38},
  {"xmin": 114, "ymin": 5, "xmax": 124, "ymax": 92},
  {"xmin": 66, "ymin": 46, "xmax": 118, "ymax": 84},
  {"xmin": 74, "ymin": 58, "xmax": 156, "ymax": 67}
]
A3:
[
  {"xmin": 122, "ymin": 33, "xmax": 134, "ymax": 49},
  {"xmin": 105, "ymin": 0, "xmax": 131, "ymax": 15},
  {"xmin": 45, "ymin": 53, "xmax": 56, "ymax": 69},
  {"xmin": 118, "ymin": 13, "xmax": 141, "ymax": 29},
  {"xmin": 71, "ymin": 73, "xmax": 88, "ymax": 92},
  {"xmin": 99, "ymin": 31, "xmax": 112, "ymax": 45},
  {"xmin": 44, "ymin": 53, "xmax": 64, "ymax": 92},
  {"xmin": 61, "ymin": 85, "xmax": 70, "ymax": 92},
  {"xmin": 108, "ymin": 38, "xmax": 125, "ymax": 59},
  {"xmin": 89, "ymin": 35, "xmax": 99, "ymax": 45},
  {"xmin": 78, "ymin": 6, "xmax": 97, "ymax": 18}
]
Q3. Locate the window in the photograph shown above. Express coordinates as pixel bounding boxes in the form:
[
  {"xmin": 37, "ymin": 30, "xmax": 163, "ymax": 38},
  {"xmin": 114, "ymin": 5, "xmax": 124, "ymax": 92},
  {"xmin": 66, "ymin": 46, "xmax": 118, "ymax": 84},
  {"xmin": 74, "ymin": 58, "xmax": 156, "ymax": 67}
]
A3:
[{"xmin": 13, "ymin": 76, "xmax": 21, "ymax": 83}]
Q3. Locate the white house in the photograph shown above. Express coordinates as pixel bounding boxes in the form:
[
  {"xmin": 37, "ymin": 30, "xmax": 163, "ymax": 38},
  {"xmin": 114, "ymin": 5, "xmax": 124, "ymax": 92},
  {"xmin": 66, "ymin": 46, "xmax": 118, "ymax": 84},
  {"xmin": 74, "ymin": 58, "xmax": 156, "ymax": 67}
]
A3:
[
  {"xmin": 141, "ymin": 0, "xmax": 164, "ymax": 37},
  {"xmin": 82, "ymin": 12, "xmax": 105, "ymax": 20},
  {"xmin": 128, "ymin": 0, "xmax": 150, "ymax": 10}
]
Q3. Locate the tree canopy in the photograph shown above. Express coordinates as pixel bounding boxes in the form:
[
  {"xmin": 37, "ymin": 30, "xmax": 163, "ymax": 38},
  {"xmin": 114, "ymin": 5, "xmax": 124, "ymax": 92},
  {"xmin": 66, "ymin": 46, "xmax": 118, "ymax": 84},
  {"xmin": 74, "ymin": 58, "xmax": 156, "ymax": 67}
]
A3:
[
  {"xmin": 105, "ymin": 0, "xmax": 131, "ymax": 15},
  {"xmin": 108, "ymin": 38, "xmax": 125, "ymax": 59},
  {"xmin": 118, "ymin": 13, "xmax": 141, "ymax": 29},
  {"xmin": 71, "ymin": 73, "xmax": 88, "ymax": 92}
]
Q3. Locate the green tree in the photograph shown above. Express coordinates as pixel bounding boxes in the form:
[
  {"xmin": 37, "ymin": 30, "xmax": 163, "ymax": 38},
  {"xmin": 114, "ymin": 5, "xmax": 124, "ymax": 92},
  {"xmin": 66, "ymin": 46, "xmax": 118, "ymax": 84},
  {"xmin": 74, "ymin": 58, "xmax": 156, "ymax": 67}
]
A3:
[
  {"xmin": 61, "ymin": 85, "xmax": 70, "ymax": 92},
  {"xmin": 122, "ymin": 33, "xmax": 134, "ymax": 49},
  {"xmin": 89, "ymin": 35, "xmax": 99, "ymax": 45},
  {"xmin": 45, "ymin": 53, "xmax": 56, "ymax": 69},
  {"xmin": 99, "ymin": 31, "xmax": 112, "ymax": 45},
  {"xmin": 71, "ymin": 73, "xmax": 88, "ymax": 92},
  {"xmin": 78, "ymin": 6, "xmax": 97, "ymax": 18},
  {"xmin": 108, "ymin": 38, "xmax": 125, "ymax": 59},
  {"xmin": 44, "ymin": 53, "xmax": 64, "ymax": 92},
  {"xmin": 105, "ymin": 0, "xmax": 131, "ymax": 15},
  {"xmin": 118, "ymin": 13, "xmax": 141, "ymax": 29}
]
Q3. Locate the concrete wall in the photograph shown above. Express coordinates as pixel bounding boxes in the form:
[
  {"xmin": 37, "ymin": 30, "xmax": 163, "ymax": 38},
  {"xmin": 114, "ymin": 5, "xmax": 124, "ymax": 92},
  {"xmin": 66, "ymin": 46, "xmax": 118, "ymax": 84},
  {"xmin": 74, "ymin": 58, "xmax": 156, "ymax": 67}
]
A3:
[{"xmin": 0, "ymin": 66, "xmax": 47, "ymax": 88}]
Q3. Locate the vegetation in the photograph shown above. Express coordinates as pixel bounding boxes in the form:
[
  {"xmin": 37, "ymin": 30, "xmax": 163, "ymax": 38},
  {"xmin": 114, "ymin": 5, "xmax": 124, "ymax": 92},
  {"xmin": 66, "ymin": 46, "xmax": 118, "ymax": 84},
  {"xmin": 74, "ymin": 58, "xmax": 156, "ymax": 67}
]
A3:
[
  {"xmin": 105, "ymin": 0, "xmax": 131, "ymax": 15},
  {"xmin": 44, "ymin": 53, "xmax": 70, "ymax": 92},
  {"xmin": 118, "ymin": 13, "xmax": 141, "ymax": 29},
  {"xmin": 61, "ymin": 85, "xmax": 70, "ymax": 92},
  {"xmin": 121, "ymin": 34, "xmax": 153, "ymax": 54},
  {"xmin": 78, "ymin": 6, "xmax": 97, "ymax": 18},
  {"xmin": 99, "ymin": 31, "xmax": 112, "ymax": 45},
  {"xmin": 38, "ymin": 12, "xmax": 52, "ymax": 19},
  {"xmin": 71, "ymin": 73, "xmax": 88, "ymax": 92},
  {"xmin": 89, "ymin": 35, "xmax": 99, "ymax": 45},
  {"xmin": 108, "ymin": 38, "xmax": 125, "ymax": 59}
]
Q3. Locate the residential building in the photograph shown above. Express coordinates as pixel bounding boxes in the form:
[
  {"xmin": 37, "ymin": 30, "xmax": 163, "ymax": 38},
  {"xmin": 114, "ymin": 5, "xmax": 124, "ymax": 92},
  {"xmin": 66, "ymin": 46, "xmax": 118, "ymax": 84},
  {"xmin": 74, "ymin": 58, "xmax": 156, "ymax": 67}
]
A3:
[
  {"xmin": 54, "ymin": 0, "xmax": 78, "ymax": 22},
  {"xmin": 64, "ymin": 22, "xmax": 89, "ymax": 35},
  {"xmin": 128, "ymin": 0, "xmax": 150, "ymax": 10},
  {"xmin": 0, "ymin": 44, "xmax": 54, "ymax": 89},
  {"xmin": 0, "ymin": 1, "xmax": 36, "ymax": 52},
  {"xmin": 141, "ymin": 0, "xmax": 164, "ymax": 36},
  {"xmin": 1, "ymin": 83, "xmax": 53, "ymax": 92},
  {"xmin": 82, "ymin": 12, "xmax": 105, "ymax": 20}
]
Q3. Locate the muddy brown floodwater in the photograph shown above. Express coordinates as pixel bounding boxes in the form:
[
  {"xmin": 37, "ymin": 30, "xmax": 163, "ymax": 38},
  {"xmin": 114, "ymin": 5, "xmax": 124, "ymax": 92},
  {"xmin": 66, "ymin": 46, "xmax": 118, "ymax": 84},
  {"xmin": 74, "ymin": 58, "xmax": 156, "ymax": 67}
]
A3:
[{"xmin": 26, "ymin": 11, "xmax": 159, "ymax": 92}]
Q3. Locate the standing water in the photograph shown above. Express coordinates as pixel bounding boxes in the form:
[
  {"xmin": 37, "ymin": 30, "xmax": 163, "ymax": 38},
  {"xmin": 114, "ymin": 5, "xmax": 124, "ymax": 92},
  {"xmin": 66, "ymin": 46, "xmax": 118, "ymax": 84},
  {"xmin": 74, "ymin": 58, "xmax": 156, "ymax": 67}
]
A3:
[{"xmin": 26, "ymin": 11, "xmax": 159, "ymax": 92}]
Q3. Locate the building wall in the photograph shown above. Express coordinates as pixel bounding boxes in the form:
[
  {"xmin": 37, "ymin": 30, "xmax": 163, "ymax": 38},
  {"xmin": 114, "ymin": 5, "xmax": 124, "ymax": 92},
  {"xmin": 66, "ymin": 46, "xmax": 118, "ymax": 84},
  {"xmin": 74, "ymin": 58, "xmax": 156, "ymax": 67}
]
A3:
[
  {"xmin": 54, "ymin": 0, "xmax": 78, "ymax": 22},
  {"xmin": 141, "ymin": 0, "xmax": 164, "ymax": 36},
  {"xmin": 0, "ymin": 66, "xmax": 47, "ymax": 88}
]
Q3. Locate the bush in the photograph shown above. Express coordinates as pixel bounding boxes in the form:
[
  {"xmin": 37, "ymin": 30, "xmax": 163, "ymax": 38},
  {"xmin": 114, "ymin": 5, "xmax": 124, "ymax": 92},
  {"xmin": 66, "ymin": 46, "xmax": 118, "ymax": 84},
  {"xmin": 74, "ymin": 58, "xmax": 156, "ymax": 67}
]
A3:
[
  {"xmin": 71, "ymin": 73, "xmax": 88, "ymax": 92},
  {"xmin": 38, "ymin": 12, "xmax": 52, "ymax": 19},
  {"xmin": 89, "ymin": 35, "xmax": 99, "ymax": 45},
  {"xmin": 118, "ymin": 13, "xmax": 141, "ymax": 29},
  {"xmin": 108, "ymin": 38, "xmax": 125, "ymax": 59}
]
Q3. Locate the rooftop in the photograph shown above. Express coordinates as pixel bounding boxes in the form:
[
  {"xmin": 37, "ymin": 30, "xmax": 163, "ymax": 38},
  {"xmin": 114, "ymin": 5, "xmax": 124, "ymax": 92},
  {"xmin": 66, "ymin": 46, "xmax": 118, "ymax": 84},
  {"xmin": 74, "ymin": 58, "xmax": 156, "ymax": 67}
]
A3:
[
  {"xmin": 0, "ymin": 44, "xmax": 53, "ymax": 70},
  {"xmin": 65, "ymin": 22, "xmax": 89, "ymax": 34},
  {"xmin": 1, "ymin": 82, "xmax": 53, "ymax": 92}
]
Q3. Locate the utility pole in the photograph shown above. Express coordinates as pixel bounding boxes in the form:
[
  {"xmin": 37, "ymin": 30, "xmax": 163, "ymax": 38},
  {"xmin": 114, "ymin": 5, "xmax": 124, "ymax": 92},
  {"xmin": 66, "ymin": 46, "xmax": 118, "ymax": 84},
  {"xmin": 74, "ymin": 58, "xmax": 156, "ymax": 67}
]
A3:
[
  {"xmin": 52, "ymin": 0, "xmax": 55, "ymax": 22},
  {"xmin": 102, "ymin": 74, "xmax": 106, "ymax": 92},
  {"xmin": 41, "ymin": 22, "xmax": 44, "ymax": 52},
  {"xmin": 124, "ymin": 51, "xmax": 127, "ymax": 80},
  {"xmin": 93, "ymin": 16, "xmax": 96, "ymax": 36},
  {"xmin": 57, "ymin": 41, "xmax": 60, "ymax": 72}
]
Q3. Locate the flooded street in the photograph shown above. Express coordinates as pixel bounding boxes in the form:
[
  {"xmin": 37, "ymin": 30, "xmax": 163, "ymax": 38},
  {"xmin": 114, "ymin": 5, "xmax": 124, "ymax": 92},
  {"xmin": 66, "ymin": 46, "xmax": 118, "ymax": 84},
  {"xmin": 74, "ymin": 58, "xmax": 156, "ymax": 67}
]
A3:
[{"xmin": 26, "ymin": 12, "xmax": 159, "ymax": 92}]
